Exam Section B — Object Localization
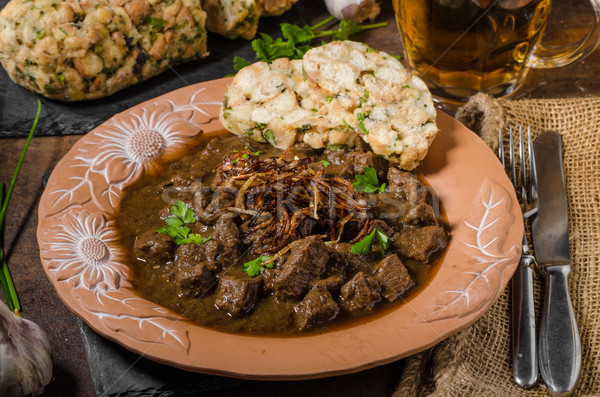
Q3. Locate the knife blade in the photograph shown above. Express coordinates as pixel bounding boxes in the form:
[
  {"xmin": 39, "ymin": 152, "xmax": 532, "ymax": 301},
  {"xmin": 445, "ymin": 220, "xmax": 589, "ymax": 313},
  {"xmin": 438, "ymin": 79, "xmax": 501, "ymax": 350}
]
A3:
[{"xmin": 532, "ymin": 130, "xmax": 581, "ymax": 396}]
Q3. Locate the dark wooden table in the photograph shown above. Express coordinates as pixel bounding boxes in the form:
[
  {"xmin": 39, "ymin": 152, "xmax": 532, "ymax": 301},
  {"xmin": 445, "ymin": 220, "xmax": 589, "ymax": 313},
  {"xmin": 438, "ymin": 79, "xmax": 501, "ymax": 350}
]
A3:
[{"xmin": 1, "ymin": 1, "xmax": 598, "ymax": 396}]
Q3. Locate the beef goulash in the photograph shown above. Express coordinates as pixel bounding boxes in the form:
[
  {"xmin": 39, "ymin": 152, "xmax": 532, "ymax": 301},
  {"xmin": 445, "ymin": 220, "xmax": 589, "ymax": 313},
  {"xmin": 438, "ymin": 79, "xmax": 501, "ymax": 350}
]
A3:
[{"xmin": 119, "ymin": 136, "xmax": 449, "ymax": 335}]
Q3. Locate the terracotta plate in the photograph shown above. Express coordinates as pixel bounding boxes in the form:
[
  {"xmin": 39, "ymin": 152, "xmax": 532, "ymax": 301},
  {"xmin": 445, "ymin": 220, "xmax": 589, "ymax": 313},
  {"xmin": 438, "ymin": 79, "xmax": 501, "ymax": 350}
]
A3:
[{"xmin": 37, "ymin": 77, "xmax": 523, "ymax": 379}]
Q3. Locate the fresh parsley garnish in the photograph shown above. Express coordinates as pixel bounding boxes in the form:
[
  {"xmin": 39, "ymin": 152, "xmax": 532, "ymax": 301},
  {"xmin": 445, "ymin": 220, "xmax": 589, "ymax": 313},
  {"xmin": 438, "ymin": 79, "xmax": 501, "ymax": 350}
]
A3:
[
  {"xmin": 233, "ymin": 16, "xmax": 387, "ymax": 71},
  {"xmin": 233, "ymin": 56, "xmax": 252, "ymax": 71},
  {"xmin": 376, "ymin": 229, "xmax": 391, "ymax": 257},
  {"xmin": 356, "ymin": 112, "xmax": 368, "ymax": 134},
  {"xmin": 169, "ymin": 200, "xmax": 196, "ymax": 225},
  {"xmin": 262, "ymin": 129, "xmax": 276, "ymax": 147},
  {"xmin": 351, "ymin": 229, "xmax": 391, "ymax": 257},
  {"xmin": 359, "ymin": 90, "xmax": 369, "ymax": 103},
  {"xmin": 242, "ymin": 255, "xmax": 273, "ymax": 277},
  {"xmin": 319, "ymin": 159, "xmax": 331, "ymax": 167},
  {"xmin": 353, "ymin": 166, "xmax": 385, "ymax": 193},
  {"xmin": 157, "ymin": 200, "xmax": 211, "ymax": 245}
]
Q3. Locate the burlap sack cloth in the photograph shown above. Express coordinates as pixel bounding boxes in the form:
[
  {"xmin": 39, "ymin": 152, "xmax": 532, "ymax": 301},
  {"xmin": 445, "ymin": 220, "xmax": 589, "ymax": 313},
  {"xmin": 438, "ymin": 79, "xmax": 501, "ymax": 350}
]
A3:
[{"xmin": 394, "ymin": 95, "xmax": 600, "ymax": 397}]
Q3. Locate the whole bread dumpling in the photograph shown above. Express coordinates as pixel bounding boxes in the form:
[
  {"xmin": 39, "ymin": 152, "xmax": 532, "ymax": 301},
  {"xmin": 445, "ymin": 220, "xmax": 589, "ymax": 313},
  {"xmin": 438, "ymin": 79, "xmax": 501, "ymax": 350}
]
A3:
[
  {"xmin": 0, "ymin": 0, "xmax": 208, "ymax": 101},
  {"xmin": 303, "ymin": 41, "xmax": 438, "ymax": 170}
]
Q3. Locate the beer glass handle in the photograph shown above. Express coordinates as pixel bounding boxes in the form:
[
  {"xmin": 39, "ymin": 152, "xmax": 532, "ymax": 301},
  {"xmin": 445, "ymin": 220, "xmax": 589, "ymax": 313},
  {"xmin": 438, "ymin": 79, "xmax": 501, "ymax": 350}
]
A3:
[{"xmin": 527, "ymin": 0, "xmax": 600, "ymax": 68}]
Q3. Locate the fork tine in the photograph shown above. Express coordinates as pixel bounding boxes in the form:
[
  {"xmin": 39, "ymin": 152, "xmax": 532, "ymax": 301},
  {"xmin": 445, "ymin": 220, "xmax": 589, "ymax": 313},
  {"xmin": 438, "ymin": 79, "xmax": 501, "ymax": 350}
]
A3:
[
  {"xmin": 509, "ymin": 127, "xmax": 517, "ymax": 187},
  {"xmin": 519, "ymin": 126, "xmax": 527, "ymax": 203},
  {"xmin": 528, "ymin": 126, "xmax": 538, "ymax": 204}
]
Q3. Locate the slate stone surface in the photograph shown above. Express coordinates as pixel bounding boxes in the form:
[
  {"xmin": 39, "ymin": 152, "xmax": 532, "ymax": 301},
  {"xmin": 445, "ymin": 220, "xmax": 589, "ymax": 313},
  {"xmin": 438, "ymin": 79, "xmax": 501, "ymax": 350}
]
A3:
[
  {"xmin": 77, "ymin": 318, "xmax": 253, "ymax": 396},
  {"xmin": 0, "ymin": 1, "xmax": 309, "ymax": 138}
]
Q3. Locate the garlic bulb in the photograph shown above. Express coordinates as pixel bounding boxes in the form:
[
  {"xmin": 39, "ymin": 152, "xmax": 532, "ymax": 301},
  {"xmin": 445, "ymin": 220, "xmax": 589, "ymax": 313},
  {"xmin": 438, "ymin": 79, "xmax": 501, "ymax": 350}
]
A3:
[
  {"xmin": 0, "ymin": 301, "xmax": 52, "ymax": 397},
  {"xmin": 324, "ymin": 0, "xmax": 381, "ymax": 22}
]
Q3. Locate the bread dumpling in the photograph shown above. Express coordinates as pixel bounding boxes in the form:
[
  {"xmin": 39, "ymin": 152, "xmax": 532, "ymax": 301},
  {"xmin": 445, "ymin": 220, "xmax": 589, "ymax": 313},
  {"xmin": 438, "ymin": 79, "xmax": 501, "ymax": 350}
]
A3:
[{"xmin": 0, "ymin": 0, "xmax": 209, "ymax": 101}]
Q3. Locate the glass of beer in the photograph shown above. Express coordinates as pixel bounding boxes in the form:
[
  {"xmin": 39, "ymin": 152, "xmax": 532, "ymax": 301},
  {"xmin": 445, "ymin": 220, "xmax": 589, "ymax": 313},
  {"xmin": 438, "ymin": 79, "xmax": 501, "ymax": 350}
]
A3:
[{"xmin": 393, "ymin": 0, "xmax": 600, "ymax": 104}]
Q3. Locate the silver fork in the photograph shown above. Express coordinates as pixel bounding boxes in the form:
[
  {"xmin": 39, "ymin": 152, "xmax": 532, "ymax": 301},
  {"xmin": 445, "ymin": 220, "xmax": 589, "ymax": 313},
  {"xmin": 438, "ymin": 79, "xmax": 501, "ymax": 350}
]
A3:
[{"xmin": 499, "ymin": 126, "xmax": 539, "ymax": 387}]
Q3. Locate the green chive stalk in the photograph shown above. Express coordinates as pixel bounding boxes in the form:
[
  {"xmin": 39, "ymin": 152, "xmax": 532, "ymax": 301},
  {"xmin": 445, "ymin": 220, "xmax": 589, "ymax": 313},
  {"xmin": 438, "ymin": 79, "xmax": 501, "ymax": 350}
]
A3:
[{"xmin": 0, "ymin": 99, "xmax": 41, "ymax": 315}]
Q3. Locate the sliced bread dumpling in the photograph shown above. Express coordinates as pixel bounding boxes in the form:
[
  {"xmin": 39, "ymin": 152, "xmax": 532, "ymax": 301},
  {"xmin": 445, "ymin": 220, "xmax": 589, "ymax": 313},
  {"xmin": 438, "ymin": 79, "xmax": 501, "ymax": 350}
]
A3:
[
  {"xmin": 303, "ymin": 41, "xmax": 438, "ymax": 170},
  {"xmin": 221, "ymin": 41, "xmax": 439, "ymax": 170},
  {"xmin": 220, "ymin": 57, "xmax": 360, "ymax": 149}
]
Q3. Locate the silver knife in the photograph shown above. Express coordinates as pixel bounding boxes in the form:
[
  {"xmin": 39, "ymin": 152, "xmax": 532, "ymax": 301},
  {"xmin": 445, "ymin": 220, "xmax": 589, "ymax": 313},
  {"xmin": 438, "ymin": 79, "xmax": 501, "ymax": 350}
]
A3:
[{"xmin": 532, "ymin": 130, "xmax": 581, "ymax": 396}]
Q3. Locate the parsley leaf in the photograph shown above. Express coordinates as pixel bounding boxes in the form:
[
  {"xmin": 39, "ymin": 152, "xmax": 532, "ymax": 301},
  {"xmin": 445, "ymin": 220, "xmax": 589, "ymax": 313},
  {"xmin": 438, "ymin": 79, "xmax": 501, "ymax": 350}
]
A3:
[
  {"xmin": 353, "ymin": 166, "xmax": 385, "ymax": 193},
  {"xmin": 262, "ymin": 129, "xmax": 277, "ymax": 147},
  {"xmin": 242, "ymin": 255, "xmax": 273, "ymax": 277},
  {"xmin": 187, "ymin": 234, "xmax": 212, "ymax": 245},
  {"xmin": 356, "ymin": 112, "xmax": 368, "ymax": 134},
  {"xmin": 281, "ymin": 22, "xmax": 314, "ymax": 45},
  {"xmin": 171, "ymin": 200, "xmax": 197, "ymax": 224},
  {"xmin": 232, "ymin": 16, "xmax": 387, "ymax": 71},
  {"xmin": 351, "ymin": 229, "xmax": 391, "ymax": 257},
  {"xmin": 150, "ymin": 17, "xmax": 167, "ymax": 31},
  {"xmin": 233, "ymin": 56, "xmax": 252, "ymax": 71},
  {"xmin": 376, "ymin": 229, "xmax": 391, "ymax": 256},
  {"xmin": 157, "ymin": 201, "xmax": 211, "ymax": 245},
  {"xmin": 359, "ymin": 90, "xmax": 370, "ymax": 103},
  {"xmin": 351, "ymin": 229, "xmax": 376, "ymax": 255}
]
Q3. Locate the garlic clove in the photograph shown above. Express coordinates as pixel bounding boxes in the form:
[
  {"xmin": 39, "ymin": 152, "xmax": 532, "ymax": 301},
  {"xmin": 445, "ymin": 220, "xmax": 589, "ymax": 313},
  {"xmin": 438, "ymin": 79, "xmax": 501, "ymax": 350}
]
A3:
[
  {"xmin": 0, "ymin": 301, "xmax": 52, "ymax": 397},
  {"xmin": 324, "ymin": 0, "xmax": 381, "ymax": 22}
]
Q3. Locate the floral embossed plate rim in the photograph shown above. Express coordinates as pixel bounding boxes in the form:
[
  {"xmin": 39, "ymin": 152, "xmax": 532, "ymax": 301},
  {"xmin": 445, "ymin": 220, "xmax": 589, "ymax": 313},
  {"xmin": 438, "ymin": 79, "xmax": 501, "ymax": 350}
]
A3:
[{"xmin": 36, "ymin": 77, "xmax": 523, "ymax": 380}]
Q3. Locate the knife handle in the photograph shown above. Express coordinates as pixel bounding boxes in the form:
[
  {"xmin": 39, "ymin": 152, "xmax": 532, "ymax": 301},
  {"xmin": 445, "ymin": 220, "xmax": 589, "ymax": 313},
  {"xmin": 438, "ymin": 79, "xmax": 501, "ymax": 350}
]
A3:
[
  {"xmin": 539, "ymin": 265, "xmax": 581, "ymax": 396},
  {"xmin": 512, "ymin": 256, "xmax": 538, "ymax": 387}
]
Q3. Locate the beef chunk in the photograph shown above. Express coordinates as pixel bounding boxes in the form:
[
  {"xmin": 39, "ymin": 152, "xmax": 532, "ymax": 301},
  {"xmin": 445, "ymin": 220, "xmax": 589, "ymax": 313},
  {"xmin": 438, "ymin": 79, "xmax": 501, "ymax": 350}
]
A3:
[
  {"xmin": 175, "ymin": 239, "xmax": 221, "ymax": 272},
  {"xmin": 192, "ymin": 184, "xmax": 212, "ymax": 215},
  {"xmin": 378, "ymin": 198, "xmax": 439, "ymax": 231},
  {"xmin": 134, "ymin": 231, "xmax": 174, "ymax": 265},
  {"xmin": 323, "ymin": 149, "xmax": 355, "ymax": 178},
  {"xmin": 311, "ymin": 268, "xmax": 345, "ymax": 292},
  {"xmin": 282, "ymin": 142, "xmax": 314, "ymax": 161},
  {"xmin": 297, "ymin": 213, "xmax": 318, "ymax": 237},
  {"xmin": 273, "ymin": 236, "xmax": 328, "ymax": 299},
  {"xmin": 240, "ymin": 215, "xmax": 273, "ymax": 253},
  {"xmin": 174, "ymin": 263, "xmax": 216, "ymax": 298},
  {"xmin": 388, "ymin": 167, "xmax": 427, "ymax": 204},
  {"xmin": 204, "ymin": 187, "xmax": 236, "ymax": 215},
  {"xmin": 376, "ymin": 196, "xmax": 411, "ymax": 231},
  {"xmin": 375, "ymin": 254, "xmax": 414, "ymax": 302},
  {"xmin": 215, "ymin": 213, "xmax": 241, "ymax": 259},
  {"xmin": 368, "ymin": 219, "xmax": 396, "ymax": 238},
  {"xmin": 327, "ymin": 243, "xmax": 369, "ymax": 273},
  {"xmin": 293, "ymin": 286, "xmax": 340, "ymax": 331},
  {"xmin": 215, "ymin": 275, "xmax": 262, "ymax": 316},
  {"xmin": 393, "ymin": 226, "xmax": 448, "ymax": 262},
  {"xmin": 350, "ymin": 151, "xmax": 389, "ymax": 179},
  {"xmin": 158, "ymin": 205, "xmax": 173, "ymax": 220},
  {"xmin": 399, "ymin": 203, "xmax": 438, "ymax": 226},
  {"xmin": 414, "ymin": 203, "xmax": 438, "ymax": 225},
  {"xmin": 340, "ymin": 272, "xmax": 381, "ymax": 313},
  {"xmin": 261, "ymin": 267, "xmax": 277, "ymax": 292},
  {"xmin": 260, "ymin": 256, "xmax": 286, "ymax": 293}
]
